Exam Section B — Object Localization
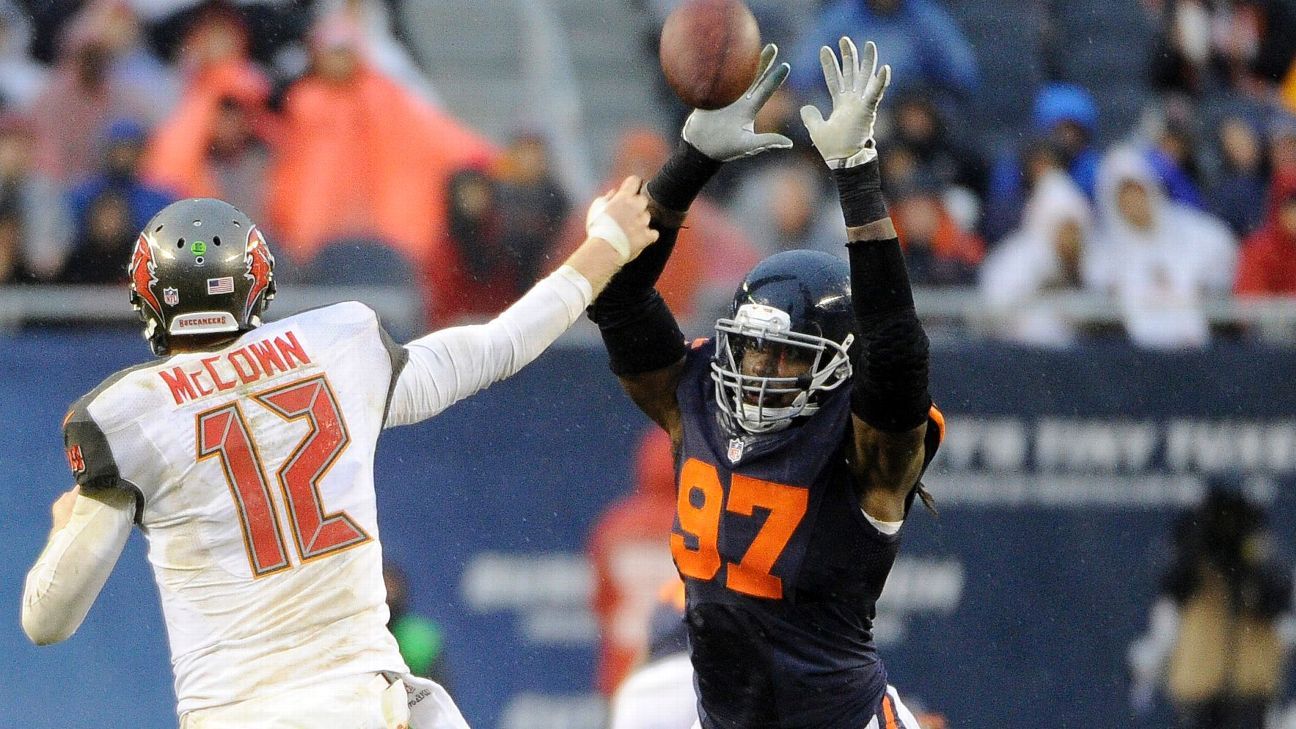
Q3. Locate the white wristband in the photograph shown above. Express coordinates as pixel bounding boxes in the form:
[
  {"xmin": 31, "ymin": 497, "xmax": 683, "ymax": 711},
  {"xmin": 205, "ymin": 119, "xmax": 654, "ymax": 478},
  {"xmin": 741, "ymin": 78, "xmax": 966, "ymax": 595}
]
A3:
[
  {"xmin": 833, "ymin": 145, "xmax": 879, "ymax": 170},
  {"xmin": 585, "ymin": 197, "xmax": 631, "ymax": 262}
]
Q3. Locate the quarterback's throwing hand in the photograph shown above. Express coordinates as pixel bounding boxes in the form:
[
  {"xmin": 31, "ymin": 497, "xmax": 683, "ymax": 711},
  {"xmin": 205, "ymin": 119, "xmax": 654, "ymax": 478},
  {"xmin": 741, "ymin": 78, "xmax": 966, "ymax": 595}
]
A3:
[
  {"xmin": 801, "ymin": 37, "xmax": 891, "ymax": 169},
  {"xmin": 586, "ymin": 176, "xmax": 658, "ymax": 263}
]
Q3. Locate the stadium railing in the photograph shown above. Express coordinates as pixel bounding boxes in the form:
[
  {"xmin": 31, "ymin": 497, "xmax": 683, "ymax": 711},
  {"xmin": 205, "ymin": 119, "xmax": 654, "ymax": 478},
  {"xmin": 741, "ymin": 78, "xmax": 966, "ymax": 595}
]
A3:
[{"xmin": 0, "ymin": 284, "xmax": 424, "ymax": 339}]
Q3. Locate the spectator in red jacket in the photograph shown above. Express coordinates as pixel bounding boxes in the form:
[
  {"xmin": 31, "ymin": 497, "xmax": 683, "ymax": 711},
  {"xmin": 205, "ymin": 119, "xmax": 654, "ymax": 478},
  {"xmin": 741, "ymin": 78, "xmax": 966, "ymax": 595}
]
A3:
[
  {"xmin": 28, "ymin": 0, "xmax": 171, "ymax": 185},
  {"xmin": 587, "ymin": 427, "xmax": 681, "ymax": 696},
  {"xmin": 423, "ymin": 167, "xmax": 521, "ymax": 326},
  {"xmin": 1235, "ymin": 170, "xmax": 1296, "ymax": 295}
]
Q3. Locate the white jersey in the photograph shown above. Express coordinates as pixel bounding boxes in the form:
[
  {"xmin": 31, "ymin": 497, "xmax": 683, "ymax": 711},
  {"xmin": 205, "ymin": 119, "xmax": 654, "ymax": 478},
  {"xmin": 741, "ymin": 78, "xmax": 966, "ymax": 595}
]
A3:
[
  {"xmin": 40, "ymin": 266, "xmax": 592, "ymax": 723},
  {"xmin": 608, "ymin": 653, "xmax": 698, "ymax": 729},
  {"xmin": 63, "ymin": 302, "xmax": 408, "ymax": 714}
]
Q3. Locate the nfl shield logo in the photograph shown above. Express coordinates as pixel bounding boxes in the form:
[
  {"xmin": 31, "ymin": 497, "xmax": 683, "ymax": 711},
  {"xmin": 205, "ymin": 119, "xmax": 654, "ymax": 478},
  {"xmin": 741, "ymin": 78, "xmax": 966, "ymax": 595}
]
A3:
[
  {"xmin": 163, "ymin": 287, "xmax": 179, "ymax": 306},
  {"xmin": 727, "ymin": 438, "xmax": 745, "ymax": 463}
]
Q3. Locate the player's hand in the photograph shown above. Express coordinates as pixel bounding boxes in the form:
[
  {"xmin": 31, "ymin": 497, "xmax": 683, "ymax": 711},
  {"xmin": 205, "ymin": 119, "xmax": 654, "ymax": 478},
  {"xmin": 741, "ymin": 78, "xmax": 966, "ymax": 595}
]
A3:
[
  {"xmin": 50, "ymin": 486, "xmax": 79, "ymax": 535},
  {"xmin": 682, "ymin": 43, "xmax": 793, "ymax": 162},
  {"xmin": 800, "ymin": 37, "xmax": 890, "ymax": 169},
  {"xmin": 586, "ymin": 176, "xmax": 659, "ymax": 263}
]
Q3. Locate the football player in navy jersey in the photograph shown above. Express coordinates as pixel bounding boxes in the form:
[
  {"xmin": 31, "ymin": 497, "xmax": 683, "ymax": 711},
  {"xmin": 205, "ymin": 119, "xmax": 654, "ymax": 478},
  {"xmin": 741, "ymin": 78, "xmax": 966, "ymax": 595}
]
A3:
[{"xmin": 588, "ymin": 40, "xmax": 942, "ymax": 729}]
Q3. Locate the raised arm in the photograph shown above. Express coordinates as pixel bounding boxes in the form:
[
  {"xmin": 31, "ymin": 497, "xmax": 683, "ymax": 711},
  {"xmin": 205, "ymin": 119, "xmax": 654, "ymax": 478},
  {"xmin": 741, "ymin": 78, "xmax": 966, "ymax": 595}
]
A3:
[
  {"xmin": 588, "ymin": 44, "xmax": 793, "ymax": 445},
  {"xmin": 802, "ymin": 39, "xmax": 932, "ymax": 522},
  {"xmin": 386, "ymin": 176, "xmax": 658, "ymax": 427}
]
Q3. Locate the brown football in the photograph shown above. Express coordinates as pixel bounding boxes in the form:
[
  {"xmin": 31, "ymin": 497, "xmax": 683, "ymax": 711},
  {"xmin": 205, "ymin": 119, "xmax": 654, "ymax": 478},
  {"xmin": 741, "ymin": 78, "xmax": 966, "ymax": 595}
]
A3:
[{"xmin": 659, "ymin": 0, "xmax": 761, "ymax": 110}]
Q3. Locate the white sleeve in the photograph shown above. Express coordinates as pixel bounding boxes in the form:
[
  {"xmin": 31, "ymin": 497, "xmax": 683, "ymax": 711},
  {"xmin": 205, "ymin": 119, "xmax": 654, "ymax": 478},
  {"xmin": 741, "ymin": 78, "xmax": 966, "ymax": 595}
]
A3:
[
  {"xmin": 1201, "ymin": 226, "xmax": 1239, "ymax": 294},
  {"xmin": 22, "ymin": 489, "xmax": 134, "ymax": 645},
  {"xmin": 384, "ymin": 265, "xmax": 594, "ymax": 427},
  {"xmin": 1126, "ymin": 597, "xmax": 1180, "ymax": 684},
  {"xmin": 608, "ymin": 654, "xmax": 698, "ymax": 729},
  {"xmin": 979, "ymin": 236, "xmax": 1044, "ymax": 309}
]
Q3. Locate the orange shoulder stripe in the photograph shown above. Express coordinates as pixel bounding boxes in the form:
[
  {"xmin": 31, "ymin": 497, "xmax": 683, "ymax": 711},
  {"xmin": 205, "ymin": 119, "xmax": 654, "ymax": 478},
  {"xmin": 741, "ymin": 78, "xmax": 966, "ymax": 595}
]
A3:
[
  {"xmin": 882, "ymin": 694, "xmax": 899, "ymax": 729},
  {"xmin": 928, "ymin": 403, "xmax": 946, "ymax": 444}
]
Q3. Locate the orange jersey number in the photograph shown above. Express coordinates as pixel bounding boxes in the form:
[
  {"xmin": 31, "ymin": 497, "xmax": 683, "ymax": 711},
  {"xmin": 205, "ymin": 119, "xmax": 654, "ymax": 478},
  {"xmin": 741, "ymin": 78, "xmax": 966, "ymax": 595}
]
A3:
[
  {"xmin": 197, "ymin": 375, "xmax": 370, "ymax": 577},
  {"xmin": 670, "ymin": 458, "xmax": 809, "ymax": 599}
]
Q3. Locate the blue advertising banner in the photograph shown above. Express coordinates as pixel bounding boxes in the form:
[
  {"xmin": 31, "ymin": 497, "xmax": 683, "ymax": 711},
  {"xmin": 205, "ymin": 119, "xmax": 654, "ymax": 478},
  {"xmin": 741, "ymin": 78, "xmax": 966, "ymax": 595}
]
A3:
[{"xmin": 2, "ymin": 331, "xmax": 1293, "ymax": 728}]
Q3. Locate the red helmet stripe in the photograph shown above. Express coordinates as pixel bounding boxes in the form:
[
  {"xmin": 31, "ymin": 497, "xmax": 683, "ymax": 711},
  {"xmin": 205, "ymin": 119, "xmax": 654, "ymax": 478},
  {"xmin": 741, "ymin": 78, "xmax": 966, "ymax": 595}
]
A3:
[
  {"xmin": 129, "ymin": 234, "xmax": 162, "ymax": 315},
  {"xmin": 243, "ymin": 226, "xmax": 272, "ymax": 322}
]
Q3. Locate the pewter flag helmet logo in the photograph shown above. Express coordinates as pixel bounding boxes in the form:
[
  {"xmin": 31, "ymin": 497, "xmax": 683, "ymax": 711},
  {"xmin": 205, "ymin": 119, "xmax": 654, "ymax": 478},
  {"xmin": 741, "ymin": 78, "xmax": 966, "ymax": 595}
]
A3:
[{"xmin": 207, "ymin": 277, "xmax": 234, "ymax": 295}]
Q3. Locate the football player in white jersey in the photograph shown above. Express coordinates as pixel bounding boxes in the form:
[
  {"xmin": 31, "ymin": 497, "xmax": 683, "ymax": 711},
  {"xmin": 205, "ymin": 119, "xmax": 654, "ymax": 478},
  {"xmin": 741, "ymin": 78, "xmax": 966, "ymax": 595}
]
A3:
[{"xmin": 21, "ymin": 177, "xmax": 659, "ymax": 729}]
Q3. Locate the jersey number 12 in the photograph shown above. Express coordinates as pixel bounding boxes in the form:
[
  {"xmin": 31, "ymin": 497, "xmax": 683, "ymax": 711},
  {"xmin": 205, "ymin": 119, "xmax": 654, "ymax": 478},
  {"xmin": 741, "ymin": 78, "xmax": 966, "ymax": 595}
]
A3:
[{"xmin": 197, "ymin": 375, "xmax": 370, "ymax": 577}]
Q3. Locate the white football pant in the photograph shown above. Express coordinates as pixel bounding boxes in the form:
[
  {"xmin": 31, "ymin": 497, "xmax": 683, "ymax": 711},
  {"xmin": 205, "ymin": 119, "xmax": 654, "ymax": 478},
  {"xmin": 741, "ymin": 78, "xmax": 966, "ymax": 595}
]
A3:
[{"xmin": 179, "ymin": 672, "xmax": 471, "ymax": 729}]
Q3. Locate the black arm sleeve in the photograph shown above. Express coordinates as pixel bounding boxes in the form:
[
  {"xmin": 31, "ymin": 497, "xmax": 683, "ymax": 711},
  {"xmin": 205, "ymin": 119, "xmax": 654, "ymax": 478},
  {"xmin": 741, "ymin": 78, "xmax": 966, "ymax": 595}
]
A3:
[
  {"xmin": 587, "ymin": 140, "xmax": 721, "ymax": 376},
  {"xmin": 835, "ymin": 160, "xmax": 932, "ymax": 433},
  {"xmin": 832, "ymin": 154, "xmax": 888, "ymax": 227}
]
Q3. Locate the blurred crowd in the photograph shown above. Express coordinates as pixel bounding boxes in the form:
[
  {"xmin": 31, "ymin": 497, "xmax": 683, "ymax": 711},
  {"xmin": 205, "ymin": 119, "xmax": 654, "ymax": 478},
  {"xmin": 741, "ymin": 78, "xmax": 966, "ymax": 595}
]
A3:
[
  {"xmin": 3, "ymin": 0, "xmax": 1296, "ymax": 348},
  {"xmin": 638, "ymin": 0, "xmax": 1296, "ymax": 349},
  {"xmin": 0, "ymin": 0, "xmax": 559, "ymax": 328}
]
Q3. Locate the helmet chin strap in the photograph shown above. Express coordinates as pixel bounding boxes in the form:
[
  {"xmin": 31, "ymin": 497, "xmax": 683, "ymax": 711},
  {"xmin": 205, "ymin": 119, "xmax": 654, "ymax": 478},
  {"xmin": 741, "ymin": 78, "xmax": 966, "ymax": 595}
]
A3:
[
  {"xmin": 737, "ymin": 414, "xmax": 793, "ymax": 434},
  {"xmin": 736, "ymin": 393, "xmax": 818, "ymax": 434},
  {"xmin": 142, "ymin": 317, "xmax": 170, "ymax": 356}
]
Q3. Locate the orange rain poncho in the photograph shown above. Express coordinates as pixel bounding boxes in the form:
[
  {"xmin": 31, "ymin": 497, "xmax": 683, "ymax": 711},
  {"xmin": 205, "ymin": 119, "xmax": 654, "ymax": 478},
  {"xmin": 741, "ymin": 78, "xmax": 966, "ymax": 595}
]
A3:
[
  {"xmin": 586, "ymin": 427, "xmax": 680, "ymax": 695},
  {"xmin": 141, "ymin": 61, "xmax": 273, "ymax": 201},
  {"xmin": 266, "ymin": 65, "xmax": 497, "ymax": 266}
]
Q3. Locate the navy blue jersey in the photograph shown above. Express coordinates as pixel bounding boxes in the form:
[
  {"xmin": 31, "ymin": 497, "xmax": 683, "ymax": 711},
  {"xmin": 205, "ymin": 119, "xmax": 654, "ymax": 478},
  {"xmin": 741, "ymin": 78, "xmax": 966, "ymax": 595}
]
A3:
[
  {"xmin": 645, "ymin": 580, "xmax": 690, "ymax": 663},
  {"xmin": 672, "ymin": 340, "xmax": 939, "ymax": 729}
]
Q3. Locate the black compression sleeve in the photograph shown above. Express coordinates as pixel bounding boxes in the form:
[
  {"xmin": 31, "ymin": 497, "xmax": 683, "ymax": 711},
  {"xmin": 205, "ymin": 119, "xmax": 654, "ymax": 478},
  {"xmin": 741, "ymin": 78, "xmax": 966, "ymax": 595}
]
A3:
[
  {"xmin": 588, "ymin": 229, "xmax": 686, "ymax": 376},
  {"xmin": 832, "ymin": 157, "xmax": 887, "ymax": 227},
  {"xmin": 647, "ymin": 140, "xmax": 723, "ymax": 213},
  {"xmin": 587, "ymin": 140, "xmax": 720, "ymax": 375},
  {"xmin": 591, "ymin": 291, "xmax": 687, "ymax": 376},
  {"xmin": 849, "ymin": 240, "xmax": 931, "ymax": 432},
  {"xmin": 838, "ymin": 160, "xmax": 931, "ymax": 433}
]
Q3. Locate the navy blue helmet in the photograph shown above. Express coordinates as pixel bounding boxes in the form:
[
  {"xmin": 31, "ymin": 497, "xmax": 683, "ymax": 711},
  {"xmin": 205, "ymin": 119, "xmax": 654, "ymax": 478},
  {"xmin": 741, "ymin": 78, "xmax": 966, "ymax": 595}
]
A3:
[{"xmin": 711, "ymin": 250, "xmax": 856, "ymax": 433}]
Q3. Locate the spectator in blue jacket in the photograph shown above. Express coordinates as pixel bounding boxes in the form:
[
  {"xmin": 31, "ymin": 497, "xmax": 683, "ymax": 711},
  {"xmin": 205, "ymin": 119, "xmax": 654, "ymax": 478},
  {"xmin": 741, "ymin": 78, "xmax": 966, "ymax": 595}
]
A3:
[
  {"xmin": 67, "ymin": 118, "xmax": 174, "ymax": 239},
  {"xmin": 1143, "ymin": 118, "xmax": 1205, "ymax": 210},
  {"xmin": 1209, "ymin": 115, "xmax": 1269, "ymax": 237},
  {"xmin": 790, "ymin": 0, "xmax": 979, "ymax": 103},
  {"xmin": 985, "ymin": 83, "xmax": 1102, "ymax": 242}
]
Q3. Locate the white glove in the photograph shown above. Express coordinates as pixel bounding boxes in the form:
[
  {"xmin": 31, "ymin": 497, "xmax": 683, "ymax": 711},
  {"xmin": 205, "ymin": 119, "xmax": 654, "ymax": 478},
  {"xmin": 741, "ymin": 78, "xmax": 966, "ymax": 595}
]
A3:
[
  {"xmin": 682, "ymin": 44, "xmax": 794, "ymax": 162},
  {"xmin": 800, "ymin": 37, "xmax": 891, "ymax": 169}
]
